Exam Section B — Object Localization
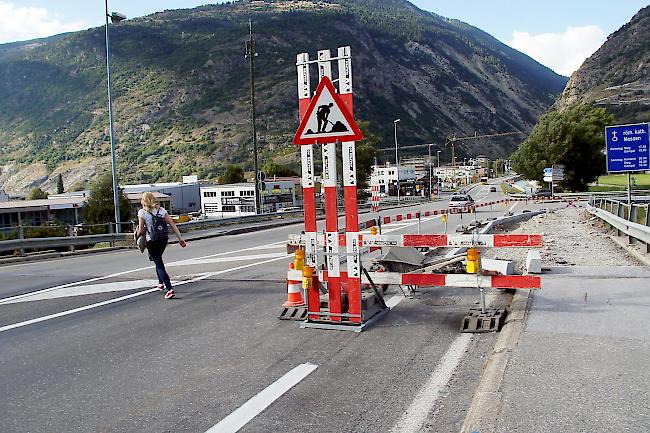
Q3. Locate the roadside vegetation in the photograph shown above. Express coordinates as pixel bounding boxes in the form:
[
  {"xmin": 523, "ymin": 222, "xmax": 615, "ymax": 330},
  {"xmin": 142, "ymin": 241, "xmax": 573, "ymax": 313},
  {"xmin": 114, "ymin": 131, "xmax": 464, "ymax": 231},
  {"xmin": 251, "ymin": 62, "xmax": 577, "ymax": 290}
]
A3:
[{"xmin": 511, "ymin": 104, "xmax": 614, "ymax": 191}]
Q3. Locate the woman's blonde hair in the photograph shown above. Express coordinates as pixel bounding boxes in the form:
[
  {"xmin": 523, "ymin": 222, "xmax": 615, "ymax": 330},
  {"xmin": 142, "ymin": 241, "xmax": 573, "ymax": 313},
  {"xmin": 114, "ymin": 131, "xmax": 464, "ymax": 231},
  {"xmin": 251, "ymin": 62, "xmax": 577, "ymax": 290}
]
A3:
[{"xmin": 140, "ymin": 192, "xmax": 160, "ymax": 212}]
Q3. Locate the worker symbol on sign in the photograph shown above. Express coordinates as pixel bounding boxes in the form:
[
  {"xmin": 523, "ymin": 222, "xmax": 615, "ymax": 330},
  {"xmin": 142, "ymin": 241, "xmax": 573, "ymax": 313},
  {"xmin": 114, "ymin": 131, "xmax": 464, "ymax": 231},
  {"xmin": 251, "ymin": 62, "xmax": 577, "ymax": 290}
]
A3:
[
  {"xmin": 294, "ymin": 76, "xmax": 363, "ymax": 145},
  {"xmin": 317, "ymin": 103, "xmax": 334, "ymax": 133}
]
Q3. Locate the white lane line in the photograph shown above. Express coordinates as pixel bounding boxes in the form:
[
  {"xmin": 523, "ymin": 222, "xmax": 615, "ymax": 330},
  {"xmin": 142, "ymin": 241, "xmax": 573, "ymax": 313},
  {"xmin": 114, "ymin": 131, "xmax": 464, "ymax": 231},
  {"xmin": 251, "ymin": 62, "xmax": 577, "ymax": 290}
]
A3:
[
  {"xmin": 390, "ymin": 333, "xmax": 473, "ymax": 433},
  {"xmin": 0, "ymin": 288, "xmax": 159, "ymax": 333},
  {"xmin": 168, "ymin": 252, "xmax": 287, "ymax": 267},
  {"xmin": 385, "ymin": 294, "xmax": 403, "ymax": 309},
  {"xmin": 0, "ymin": 254, "xmax": 291, "ymax": 333},
  {"xmin": 0, "ymin": 279, "xmax": 161, "ymax": 305},
  {"xmin": 0, "ymin": 240, "xmax": 287, "ymax": 304},
  {"xmin": 507, "ymin": 202, "xmax": 518, "ymax": 213},
  {"xmin": 205, "ymin": 363, "xmax": 318, "ymax": 433}
]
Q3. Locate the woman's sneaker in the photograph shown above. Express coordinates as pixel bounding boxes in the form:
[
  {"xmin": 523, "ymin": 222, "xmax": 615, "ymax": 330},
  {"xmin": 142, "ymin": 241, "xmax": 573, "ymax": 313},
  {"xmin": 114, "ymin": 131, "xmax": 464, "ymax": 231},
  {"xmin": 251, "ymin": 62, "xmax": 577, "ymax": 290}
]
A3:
[
  {"xmin": 156, "ymin": 284, "xmax": 164, "ymax": 291},
  {"xmin": 164, "ymin": 289, "xmax": 175, "ymax": 299}
]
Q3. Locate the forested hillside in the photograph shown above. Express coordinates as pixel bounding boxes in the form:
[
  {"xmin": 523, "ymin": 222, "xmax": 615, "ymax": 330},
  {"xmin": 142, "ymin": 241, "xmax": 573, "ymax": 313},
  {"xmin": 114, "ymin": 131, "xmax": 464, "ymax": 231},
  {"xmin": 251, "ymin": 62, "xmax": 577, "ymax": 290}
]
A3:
[{"xmin": 0, "ymin": 0, "xmax": 567, "ymax": 194}]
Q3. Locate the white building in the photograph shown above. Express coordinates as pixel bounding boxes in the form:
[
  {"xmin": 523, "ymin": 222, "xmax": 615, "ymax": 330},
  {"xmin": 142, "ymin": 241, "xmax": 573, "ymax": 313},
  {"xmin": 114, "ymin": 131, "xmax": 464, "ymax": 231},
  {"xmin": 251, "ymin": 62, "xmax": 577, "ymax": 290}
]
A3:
[
  {"xmin": 433, "ymin": 166, "xmax": 477, "ymax": 186},
  {"xmin": 201, "ymin": 180, "xmax": 296, "ymax": 218},
  {"xmin": 122, "ymin": 179, "xmax": 201, "ymax": 214},
  {"xmin": 371, "ymin": 163, "xmax": 417, "ymax": 194}
]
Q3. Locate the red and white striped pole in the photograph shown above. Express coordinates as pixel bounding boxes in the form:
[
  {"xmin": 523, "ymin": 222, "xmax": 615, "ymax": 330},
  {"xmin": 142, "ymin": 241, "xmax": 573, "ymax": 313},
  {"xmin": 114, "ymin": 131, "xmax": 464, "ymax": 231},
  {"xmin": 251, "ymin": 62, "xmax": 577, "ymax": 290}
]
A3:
[
  {"xmin": 337, "ymin": 46, "xmax": 361, "ymax": 323},
  {"xmin": 297, "ymin": 52, "xmax": 320, "ymax": 319},
  {"xmin": 318, "ymin": 49, "xmax": 343, "ymax": 322}
]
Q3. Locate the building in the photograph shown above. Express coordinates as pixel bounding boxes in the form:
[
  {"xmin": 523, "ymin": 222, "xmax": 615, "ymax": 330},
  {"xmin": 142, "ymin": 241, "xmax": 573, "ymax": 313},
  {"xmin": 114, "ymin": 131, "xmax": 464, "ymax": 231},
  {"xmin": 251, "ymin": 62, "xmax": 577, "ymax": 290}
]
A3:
[
  {"xmin": 200, "ymin": 180, "xmax": 296, "ymax": 218},
  {"xmin": 121, "ymin": 178, "xmax": 201, "ymax": 214},
  {"xmin": 370, "ymin": 163, "xmax": 417, "ymax": 195},
  {"xmin": 125, "ymin": 192, "xmax": 171, "ymax": 219},
  {"xmin": 400, "ymin": 157, "xmax": 429, "ymax": 177},
  {"xmin": 0, "ymin": 197, "xmax": 86, "ymax": 228},
  {"xmin": 0, "ymin": 189, "xmax": 9, "ymax": 203},
  {"xmin": 433, "ymin": 166, "xmax": 478, "ymax": 187}
]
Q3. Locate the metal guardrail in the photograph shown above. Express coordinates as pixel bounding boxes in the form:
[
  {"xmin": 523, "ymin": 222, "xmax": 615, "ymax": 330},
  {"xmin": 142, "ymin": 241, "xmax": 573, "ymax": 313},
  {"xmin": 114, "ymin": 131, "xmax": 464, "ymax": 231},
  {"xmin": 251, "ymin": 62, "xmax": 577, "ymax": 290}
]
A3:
[
  {"xmin": 0, "ymin": 198, "xmax": 432, "ymax": 257},
  {"xmin": 587, "ymin": 196, "xmax": 650, "ymax": 253}
]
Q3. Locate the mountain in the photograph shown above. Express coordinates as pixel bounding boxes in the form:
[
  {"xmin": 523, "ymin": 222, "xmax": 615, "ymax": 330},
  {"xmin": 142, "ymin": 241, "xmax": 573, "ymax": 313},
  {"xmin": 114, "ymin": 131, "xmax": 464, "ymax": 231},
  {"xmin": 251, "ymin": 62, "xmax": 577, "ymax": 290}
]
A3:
[
  {"xmin": 0, "ymin": 0, "xmax": 567, "ymax": 195},
  {"xmin": 554, "ymin": 5, "xmax": 650, "ymax": 122}
]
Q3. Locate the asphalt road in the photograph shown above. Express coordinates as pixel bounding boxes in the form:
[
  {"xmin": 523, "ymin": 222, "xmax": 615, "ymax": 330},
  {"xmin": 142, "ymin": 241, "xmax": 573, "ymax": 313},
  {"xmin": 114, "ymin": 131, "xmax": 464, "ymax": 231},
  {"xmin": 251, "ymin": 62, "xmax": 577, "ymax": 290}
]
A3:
[{"xmin": 0, "ymin": 185, "xmax": 555, "ymax": 432}]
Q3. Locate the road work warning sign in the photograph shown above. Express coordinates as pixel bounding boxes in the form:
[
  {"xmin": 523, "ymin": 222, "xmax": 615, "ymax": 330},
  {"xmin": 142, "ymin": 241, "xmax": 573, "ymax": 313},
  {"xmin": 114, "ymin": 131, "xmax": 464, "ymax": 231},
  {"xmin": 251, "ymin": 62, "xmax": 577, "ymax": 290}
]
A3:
[{"xmin": 293, "ymin": 76, "xmax": 363, "ymax": 145}]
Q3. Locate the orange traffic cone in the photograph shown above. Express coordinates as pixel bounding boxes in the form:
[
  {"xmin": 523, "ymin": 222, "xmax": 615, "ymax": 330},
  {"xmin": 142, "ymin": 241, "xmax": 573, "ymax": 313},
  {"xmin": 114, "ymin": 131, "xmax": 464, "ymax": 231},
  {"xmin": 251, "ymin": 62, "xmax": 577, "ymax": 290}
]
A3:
[{"xmin": 283, "ymin": 262, "xmax": 305, "ymax": 307}]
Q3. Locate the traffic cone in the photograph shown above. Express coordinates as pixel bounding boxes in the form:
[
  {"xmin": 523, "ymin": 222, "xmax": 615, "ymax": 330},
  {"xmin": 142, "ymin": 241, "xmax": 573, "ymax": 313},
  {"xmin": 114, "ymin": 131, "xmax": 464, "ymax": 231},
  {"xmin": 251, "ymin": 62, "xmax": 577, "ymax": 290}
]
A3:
[{"xmin": 283, "ymin": 262, "xmax": 305, "ymax": 307}]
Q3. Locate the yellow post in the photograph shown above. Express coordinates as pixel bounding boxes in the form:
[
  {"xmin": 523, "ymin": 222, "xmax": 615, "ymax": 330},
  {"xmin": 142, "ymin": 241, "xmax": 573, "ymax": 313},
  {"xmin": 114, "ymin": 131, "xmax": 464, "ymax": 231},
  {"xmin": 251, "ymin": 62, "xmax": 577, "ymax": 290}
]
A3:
[
  {"xmin": 370, "ymin": 226, "xmax": 378, "ymax": 235},
  {"xmin": 294, "ymin": 249, "xmax": 305, "ymax": 271},
  {"xmin": 466, "ymin": 247, "xmax": 480, "ymax": 274}
]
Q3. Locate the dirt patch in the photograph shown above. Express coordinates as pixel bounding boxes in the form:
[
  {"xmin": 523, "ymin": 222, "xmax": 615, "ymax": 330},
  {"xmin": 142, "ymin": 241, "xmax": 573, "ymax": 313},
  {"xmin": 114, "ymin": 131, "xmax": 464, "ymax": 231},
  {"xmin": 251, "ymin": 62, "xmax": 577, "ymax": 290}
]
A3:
[{"xmin": 484, "ymin": 207, "xmax": 641, "ymax": 270}]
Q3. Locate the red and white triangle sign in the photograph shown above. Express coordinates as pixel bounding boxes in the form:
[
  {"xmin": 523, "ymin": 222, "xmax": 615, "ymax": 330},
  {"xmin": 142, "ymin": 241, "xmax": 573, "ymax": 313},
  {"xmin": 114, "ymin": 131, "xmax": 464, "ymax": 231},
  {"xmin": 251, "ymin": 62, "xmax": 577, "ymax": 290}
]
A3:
[{"xmin": 293, "ymin": 76, "xmax": 363, "ymax": 145}]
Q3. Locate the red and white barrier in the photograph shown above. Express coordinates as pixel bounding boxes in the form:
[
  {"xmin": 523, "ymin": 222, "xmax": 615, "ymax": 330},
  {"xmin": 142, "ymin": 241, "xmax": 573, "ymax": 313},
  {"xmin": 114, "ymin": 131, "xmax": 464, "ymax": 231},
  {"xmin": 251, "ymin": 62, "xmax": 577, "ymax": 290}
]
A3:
[
  {"xmin": 289, "ymin": 233, "xmax": 543, "ymax": 248},
  {"xmin": 320, "ymin": 270, "xmax": 541, "ymax": 289}
]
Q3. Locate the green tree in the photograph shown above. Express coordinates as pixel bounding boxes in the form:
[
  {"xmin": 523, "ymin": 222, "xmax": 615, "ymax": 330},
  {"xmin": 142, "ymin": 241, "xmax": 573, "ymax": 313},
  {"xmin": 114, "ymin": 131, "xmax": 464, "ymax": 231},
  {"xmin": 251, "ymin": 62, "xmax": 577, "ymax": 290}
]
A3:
[
  {"xmin": 511, "ymin": 104, "xmax": 614, "ymax": 191},
  {"xmin": 219, "ymin": 164, "xmax": 245, "ymax": 184},
  {"xmin": 83, "ymin": 172, "xmax": 132, "ymax": 226},
  {"xmin": 56, "ymin": 174, "xmax": 64, "ymax": 194},
  {"xmin": 27, "ymin": 187, "xmax": 48, "ymax": 200},
  {"xmin": 262, "ymin": 161, "xmax": 298, "ymax": 177},
  {"xmin": 334, "ymin": 121, "xmax": 378, "ymax": 196}
]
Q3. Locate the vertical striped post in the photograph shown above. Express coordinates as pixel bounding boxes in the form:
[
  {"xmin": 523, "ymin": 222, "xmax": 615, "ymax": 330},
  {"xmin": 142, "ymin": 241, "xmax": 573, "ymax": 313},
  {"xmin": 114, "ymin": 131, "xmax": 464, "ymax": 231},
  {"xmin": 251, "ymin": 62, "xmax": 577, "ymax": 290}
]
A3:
[
  {"xmin": 337, "ymin": 46, "xmax": 361, "ymax": 323},
  {"xmin": 297, "ymin": 52, "xmax": 320, "ymax": 320},
  {"xmin": 318, "ymin": 49, "xmax": 342, "ymax": 322}
]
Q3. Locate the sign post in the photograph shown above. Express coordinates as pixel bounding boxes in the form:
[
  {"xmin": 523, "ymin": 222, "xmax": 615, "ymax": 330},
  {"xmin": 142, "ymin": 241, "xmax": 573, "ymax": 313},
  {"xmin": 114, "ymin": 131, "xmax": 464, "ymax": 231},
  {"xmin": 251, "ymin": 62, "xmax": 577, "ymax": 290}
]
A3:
[{"xmin": 605, "ymin": 123, "xmax": 649, "ymax": 205}]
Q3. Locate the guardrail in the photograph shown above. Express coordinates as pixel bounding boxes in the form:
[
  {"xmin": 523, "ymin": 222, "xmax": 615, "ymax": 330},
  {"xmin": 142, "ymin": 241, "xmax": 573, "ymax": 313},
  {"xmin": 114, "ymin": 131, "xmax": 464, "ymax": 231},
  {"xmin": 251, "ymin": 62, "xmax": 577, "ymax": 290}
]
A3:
[
  {"xmin": 587, "ymin": 196, "xmax": 650, "ymax": 253},
  {"xmin": 0, "ymin": 198, "xmax": 434, "ymax": 258}
]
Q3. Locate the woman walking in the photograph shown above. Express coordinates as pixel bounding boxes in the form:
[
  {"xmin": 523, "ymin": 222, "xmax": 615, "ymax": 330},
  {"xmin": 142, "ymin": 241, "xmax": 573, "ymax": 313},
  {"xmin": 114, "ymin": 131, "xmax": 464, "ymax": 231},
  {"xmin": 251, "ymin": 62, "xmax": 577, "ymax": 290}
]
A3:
[{"xmin": 137, "ymin": 192, "xmax": 186, "ymax": 299}]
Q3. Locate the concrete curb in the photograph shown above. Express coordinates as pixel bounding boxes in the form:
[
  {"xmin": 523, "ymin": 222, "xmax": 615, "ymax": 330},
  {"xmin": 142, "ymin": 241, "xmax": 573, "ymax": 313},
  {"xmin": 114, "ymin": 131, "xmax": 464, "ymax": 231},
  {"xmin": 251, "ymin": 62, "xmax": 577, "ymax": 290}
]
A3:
[
  {"xmin": 460, "ymin": 288, "xmax": 532, "ymax": 433},
  {"xmin": 608, "ymin": 235, "xmax": 650, "ymax": 266}
]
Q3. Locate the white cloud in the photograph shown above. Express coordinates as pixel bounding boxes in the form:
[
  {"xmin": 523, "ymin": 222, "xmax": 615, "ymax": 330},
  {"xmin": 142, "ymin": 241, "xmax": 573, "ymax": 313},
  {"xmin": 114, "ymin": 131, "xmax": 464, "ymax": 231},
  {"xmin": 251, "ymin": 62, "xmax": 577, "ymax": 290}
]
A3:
[
  {"xmin": 507, "ymin": 25, "xmax": 607, "ymax": 77},
  {"xmin": 0, "ymin": 2, "xmax": 89, "ymax": 44}
]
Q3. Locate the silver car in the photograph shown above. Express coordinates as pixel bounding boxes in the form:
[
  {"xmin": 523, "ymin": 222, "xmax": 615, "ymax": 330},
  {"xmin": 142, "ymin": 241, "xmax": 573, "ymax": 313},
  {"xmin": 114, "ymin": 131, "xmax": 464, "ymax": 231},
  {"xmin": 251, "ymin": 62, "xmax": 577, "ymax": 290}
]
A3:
[{"xmin": 448, "ymin": 194, "xmax": 475, "ymax": 208}]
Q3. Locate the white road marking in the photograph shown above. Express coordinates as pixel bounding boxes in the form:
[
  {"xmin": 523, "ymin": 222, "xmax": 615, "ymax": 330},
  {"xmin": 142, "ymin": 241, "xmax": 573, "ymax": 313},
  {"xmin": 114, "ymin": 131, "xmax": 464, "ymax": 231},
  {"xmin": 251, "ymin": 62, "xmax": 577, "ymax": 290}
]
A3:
[
  {"xmin": 205, "ymin": 363, "xmax": 318, "ymax": 433},
  {"xmin": 0, "ymin": 255, "xmax": 291, "ymax": 333},
  {"xmin": 507, "ymin": 202, "xmax": 518, "ymax": 213},
  {"xmin": 168, "ymin": 252, "xmax": 287, "ymax": 267},
  {"xmin": 0, "ymin": 240, "xmax": 287, "ymax": 304},
  {"xmin": 385, "ymin": 294, "xmax": 403, "ymax": 309},
  {"xmin": 0, "ymin": 279, "xmax": 161, "ymax": 305},
  {"xmin": 389, "ymin": 333, "xmax": 473, "ymax": 432}
]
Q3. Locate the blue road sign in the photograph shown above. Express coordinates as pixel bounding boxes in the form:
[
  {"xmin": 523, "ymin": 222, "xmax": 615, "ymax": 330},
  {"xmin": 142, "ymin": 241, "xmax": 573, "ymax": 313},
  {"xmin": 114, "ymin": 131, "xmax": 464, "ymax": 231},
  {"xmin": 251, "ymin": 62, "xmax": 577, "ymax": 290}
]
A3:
[
  {"xmin": 543, "ymin": 167, "xmax": 553, "ymax": 174},
  {"xmin": 605, "ymin": 123, "xmax": 649, "ymax": 173}
]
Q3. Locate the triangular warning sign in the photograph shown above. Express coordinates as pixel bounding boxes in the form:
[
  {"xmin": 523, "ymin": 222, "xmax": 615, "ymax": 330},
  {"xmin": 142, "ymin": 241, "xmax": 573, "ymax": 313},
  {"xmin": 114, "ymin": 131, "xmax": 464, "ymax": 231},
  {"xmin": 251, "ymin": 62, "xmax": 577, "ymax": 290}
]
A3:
[{"xmin": 293, "ymin": 76, "xmax": 363, "ymax": 145}]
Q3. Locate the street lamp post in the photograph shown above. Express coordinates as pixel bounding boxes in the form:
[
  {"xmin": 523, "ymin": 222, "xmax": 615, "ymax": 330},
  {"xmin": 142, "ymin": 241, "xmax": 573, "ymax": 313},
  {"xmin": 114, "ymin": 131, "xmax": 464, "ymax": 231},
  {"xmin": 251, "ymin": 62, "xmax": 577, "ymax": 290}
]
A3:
[
  {"xmin": 104, "ymin": 2, "xmax": 126, "ymax": 233},
  {"xmin": 436, "ymin": 150, "xmax": 441, "ymax": 196},
  {"xmin": 427, "ymin": 144, "xmax": 434, "ymax": 200},
  {"xmin": 393, "ymin": 119, "xmax": 400, "ymax": 202}
]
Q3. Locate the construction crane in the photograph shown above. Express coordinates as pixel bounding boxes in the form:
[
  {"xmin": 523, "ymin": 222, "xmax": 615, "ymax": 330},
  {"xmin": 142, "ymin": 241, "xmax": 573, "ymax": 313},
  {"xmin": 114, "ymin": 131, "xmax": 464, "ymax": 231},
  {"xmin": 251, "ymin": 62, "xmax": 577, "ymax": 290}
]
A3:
[{"xmin": 445, "ymin": 131, "xmax": 525, "ymax": 170}]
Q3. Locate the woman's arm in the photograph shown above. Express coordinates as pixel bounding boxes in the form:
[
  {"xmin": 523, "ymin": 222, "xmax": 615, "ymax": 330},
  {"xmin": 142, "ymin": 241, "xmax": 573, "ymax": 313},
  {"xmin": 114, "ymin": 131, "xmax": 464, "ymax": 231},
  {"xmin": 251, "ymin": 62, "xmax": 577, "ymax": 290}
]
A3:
[
  {"xmin": 164, "ymin": 214, "xmax": 187, "ymax": 248},
  {"xmin": 137, "ymin": 216, "xmax": 147, "ymax": 237}
]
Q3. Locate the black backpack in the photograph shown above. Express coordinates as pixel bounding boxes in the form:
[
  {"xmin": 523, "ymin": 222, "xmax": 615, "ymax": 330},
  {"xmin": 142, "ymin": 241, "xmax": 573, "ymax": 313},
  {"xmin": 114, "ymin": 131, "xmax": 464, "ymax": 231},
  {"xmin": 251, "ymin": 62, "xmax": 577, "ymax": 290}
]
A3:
[{"xmin": 148, "ymin": 209, "xmax": 169, "ymax": 242}]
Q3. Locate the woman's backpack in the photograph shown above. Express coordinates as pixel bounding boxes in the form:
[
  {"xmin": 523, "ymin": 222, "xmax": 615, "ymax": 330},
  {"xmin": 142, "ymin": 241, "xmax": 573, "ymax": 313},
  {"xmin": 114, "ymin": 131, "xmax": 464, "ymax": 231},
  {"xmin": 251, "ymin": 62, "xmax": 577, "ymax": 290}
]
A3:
[{"xmin": 149, "ymin": 209, "xmax": 169, "ymax": 242}]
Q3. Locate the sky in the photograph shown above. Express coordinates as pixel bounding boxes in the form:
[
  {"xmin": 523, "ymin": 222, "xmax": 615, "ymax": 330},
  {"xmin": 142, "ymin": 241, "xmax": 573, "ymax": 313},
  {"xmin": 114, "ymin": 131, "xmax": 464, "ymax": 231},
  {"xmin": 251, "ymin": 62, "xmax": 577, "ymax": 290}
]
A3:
[{"xmin": 0, "ymin": 1, "xmax": 648, "ymax": 76}]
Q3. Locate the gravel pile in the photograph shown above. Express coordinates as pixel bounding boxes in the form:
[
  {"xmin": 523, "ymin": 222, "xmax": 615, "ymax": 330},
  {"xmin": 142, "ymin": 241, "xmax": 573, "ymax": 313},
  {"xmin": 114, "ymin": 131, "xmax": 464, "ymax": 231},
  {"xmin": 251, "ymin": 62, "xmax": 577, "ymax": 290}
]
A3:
[{"xmin": 484, "ymin": 207, "xmax": 640, "ymax": 271}]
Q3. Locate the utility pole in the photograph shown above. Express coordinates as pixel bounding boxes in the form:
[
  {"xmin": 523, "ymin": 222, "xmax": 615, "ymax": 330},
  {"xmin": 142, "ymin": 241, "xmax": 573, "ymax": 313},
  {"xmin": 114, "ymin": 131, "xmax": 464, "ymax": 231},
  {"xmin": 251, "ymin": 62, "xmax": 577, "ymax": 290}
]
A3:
[{"xmin": 245, "ymin": 19, "xmax": 260, "ymax": 214}]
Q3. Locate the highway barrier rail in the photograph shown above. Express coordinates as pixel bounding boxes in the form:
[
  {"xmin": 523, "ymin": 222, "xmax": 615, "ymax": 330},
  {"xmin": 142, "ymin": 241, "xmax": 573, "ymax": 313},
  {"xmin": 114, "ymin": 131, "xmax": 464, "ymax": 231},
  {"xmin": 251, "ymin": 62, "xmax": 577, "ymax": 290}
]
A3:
[{"xmin": 588, "ymin": 196, "xmax": 650, "ymax": 253}]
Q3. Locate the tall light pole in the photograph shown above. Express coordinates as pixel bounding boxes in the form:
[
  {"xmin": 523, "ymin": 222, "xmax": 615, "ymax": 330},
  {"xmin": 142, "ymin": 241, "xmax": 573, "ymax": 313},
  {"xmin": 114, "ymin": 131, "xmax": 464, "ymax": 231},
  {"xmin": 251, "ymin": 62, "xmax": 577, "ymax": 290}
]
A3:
[
  {"xmin": 393, "ymin": 119, "xmax": 400, "ymax": 202},
  {"xmin": 104, "ymin": 2, "xmax": 126, "ymax": 233},
  {"xmin": 245, "ymin": 19, "xmax": 260, "ymax": 214},
  {"xmin": 427, "ymin": 143, "xmax": 434, "ymax": 200},
  {"xmin": 436, "ymin": 150, "xmax": 441, "ymax": 196}
]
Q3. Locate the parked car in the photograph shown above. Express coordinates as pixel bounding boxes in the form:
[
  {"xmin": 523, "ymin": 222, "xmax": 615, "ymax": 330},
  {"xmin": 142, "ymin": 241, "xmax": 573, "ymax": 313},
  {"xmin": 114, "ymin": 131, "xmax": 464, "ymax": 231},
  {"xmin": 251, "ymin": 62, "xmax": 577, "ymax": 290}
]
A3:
[
  {"xmin": 448, "ymin": 194, "xmax": 475, "ymax": 208},
  {"xmin": 533, "ymin": 188, "xmax": 552, "ymax": 198}
]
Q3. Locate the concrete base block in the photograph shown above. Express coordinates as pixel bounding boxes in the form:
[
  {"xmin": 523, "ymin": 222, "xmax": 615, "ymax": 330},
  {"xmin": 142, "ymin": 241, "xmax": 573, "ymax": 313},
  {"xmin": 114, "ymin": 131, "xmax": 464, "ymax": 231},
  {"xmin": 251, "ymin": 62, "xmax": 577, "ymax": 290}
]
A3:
[
  {"xmin": 482, "ymin": 258, "xmax": 514, "ymax": 275},
  {"xmin": 526, "ymin": 250, "xmax": 542, "ymax": 274}
]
